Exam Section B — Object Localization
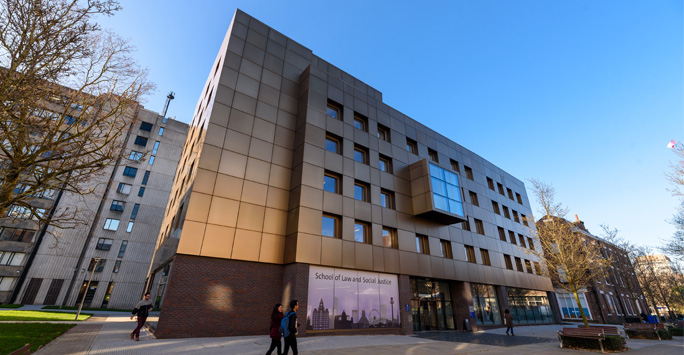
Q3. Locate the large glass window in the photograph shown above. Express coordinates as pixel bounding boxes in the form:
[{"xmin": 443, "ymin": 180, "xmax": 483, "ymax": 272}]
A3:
[
  {"xmin": 471, "ymin": 283, "xmax": 503, "ymax": 325},
  {"xmin": 354, "ymin": 221, "xmax": 369, "ymax": 243},
  {"xmin": 322, "ymin": 214, "xmax": 339, "ymax": 238},
  {"xmin": 382, "ymin": 227, "xmax": 397, "ymax": 248},
  {"xmin": 323, "ymin": 172, "xmax": 340, "ymax": 193},
  {"xmin": 325, "ymin": 134, "xmax": 341, "ymax": 154},
  {"xmin": 354, "ymin": 181, "xmax": 369, "ymax": 202},
  {"xmin": 429, "ymin": 164, "xmax": 463, "ymax": 216},
  {"xmin": 410, "ymin": 278, "xmax": 455, "ymax": 331},
  {"xmin": 507, "ymin": 288, "xmax": 555, "ymax": 324}
]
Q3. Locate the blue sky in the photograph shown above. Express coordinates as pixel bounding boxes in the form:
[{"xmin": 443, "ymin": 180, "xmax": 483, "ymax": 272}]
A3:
[{"xmin": 98, "ymin": 0, "xmax": 682, "ymax": 249}]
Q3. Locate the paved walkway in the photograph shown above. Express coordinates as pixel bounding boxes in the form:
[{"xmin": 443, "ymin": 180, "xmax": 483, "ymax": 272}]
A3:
[{"xmin": 15, "ymin": 313, "xmax": 684, "ymax": 354}]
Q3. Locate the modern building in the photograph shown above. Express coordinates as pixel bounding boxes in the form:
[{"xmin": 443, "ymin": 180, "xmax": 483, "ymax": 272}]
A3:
[
  {"xmin": 634, "ymin": 253, "xmax": 683, "ymax": 317},
  {"xmin": 2, "ymin": 104, "xmax": 188, "ymax": 309},
  {"xmin": 544, "ymin": 216, "xmax": 648, "ymax": 324},
  {"xmin": 147, "ymin": 9, "xmax": 557, "ymax": 338}
]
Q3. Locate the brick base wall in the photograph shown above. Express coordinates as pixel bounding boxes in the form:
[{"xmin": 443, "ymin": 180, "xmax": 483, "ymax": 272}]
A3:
[{"xmin": 155, "ymin": 255, "xmax": 284, "ymax": 338}]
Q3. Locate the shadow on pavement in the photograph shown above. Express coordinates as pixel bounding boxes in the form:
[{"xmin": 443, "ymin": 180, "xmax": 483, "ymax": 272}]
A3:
[{"xmin": 412, "ymin": 331, "xmax": 554, "ymax": 347}]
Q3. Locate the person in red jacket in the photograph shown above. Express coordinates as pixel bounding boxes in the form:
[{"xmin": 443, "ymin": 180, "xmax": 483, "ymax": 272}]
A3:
[{"xmin": 266, "ymin": 303, "xmax": 284, "ymax": 355}]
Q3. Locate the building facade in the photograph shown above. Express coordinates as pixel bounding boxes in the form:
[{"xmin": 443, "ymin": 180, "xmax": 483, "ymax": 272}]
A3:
[
  {"xmin": 545, "ymin": 217, "xmax": 648, "ymax": 324},
  {"xmin": 2, "ymin": 107, "xmax": 187, "ymax": 309},
  {"xmin": 147, "ymin": 9, "xmax": 558, "ymax": 338}
]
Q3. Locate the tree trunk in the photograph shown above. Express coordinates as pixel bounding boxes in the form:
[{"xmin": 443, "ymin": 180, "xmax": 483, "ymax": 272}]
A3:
[{"xmin": 573, "ymin": 288, "xmax": 589, "ymax": 327}]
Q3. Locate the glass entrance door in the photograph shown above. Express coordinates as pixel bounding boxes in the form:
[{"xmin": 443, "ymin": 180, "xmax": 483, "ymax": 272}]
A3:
[{"xmin": 420, "ymin": 300, "xmax": 440, "ymax": 330}]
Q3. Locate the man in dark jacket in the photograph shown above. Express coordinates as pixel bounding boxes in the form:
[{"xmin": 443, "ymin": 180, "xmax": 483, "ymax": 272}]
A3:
[
  {"xmin": 130, "ymin": 292, "xmax": 153, "ymax": 341},
  {"xmin": 283, "ymin": 299, "xmax": 299, "ymax": 355}
]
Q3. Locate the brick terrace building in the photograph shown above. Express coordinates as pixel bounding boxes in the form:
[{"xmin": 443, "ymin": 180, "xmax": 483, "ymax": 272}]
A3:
[
  {"xmin": 543, "ymin": 217, "xmax": 648, "ymax": 324},
  {"xmin": 147, "ymin": 9, "xmax": 559, "ymax": 338}
]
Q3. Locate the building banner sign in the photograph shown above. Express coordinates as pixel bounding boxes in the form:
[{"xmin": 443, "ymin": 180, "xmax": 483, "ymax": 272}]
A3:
[{"xmin": 306, "ymin": 265, "xmax": 400, "ymax": 330}]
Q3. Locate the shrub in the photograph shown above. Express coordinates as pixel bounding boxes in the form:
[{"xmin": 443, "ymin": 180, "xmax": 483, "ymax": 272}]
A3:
[
  {"xmin": 658, "ymin": 329, "xmax": 673, "ymax": 340},
  {"xmin": 669, "ymin": 327, "xmax": 683, "ymax": 336},
  {"xmin": 626, "ymin": 329, "xmax": 673, "ymax": 340},
  {"xmin": 561, "ymin": 335, "xmax": 626, "ymax": 351}
]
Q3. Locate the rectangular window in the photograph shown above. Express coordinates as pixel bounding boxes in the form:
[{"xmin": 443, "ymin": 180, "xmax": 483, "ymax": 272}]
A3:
[
  {"xmin": 323, "ymin": 171, "xmax": 341, "ymax": 194},
  {"xmin": 378, "ymin": 154, "xmax": 392, "ymax": 173},
  {"xmin": 497, "ymin": 183, "xmax": 505, "ymax": 195},
  {"xmin": 416, "ymin": 235, "xmax": 429, "ymax": 255},
  {"xmin": 113, "ymin": 260, "xmax": 121, "ymax": 273},
  {"xmin": 533, "ymin": 261, "xmax": 542, "ymax": 275},
  {"xmin": 507, "ymin": 188, "xmax": 514, "ymax": 200},
  {"xmin": 382, "ymin": 227, "xmax": 398, "ymax": 249},
  {"xmin": 465, "ymin": 245, "xmax": 476, "ymax": 263},
  {"xmin": 440, "ymin": 240, "xmax": 453, "ymax": 259},
  {"xmin": 0, "ymin": 277, "xmax": 15, "ymax": 291},
  {"xmin": 152, "ymin": 141, "xmax": 160, "ymax": 154},
  {"xmin": 0, "ymin": 252, "xmax": 25, "ymax": 266},
  {"xmin": 464, "ymin": 166, "xmax": 473, "ymax": 180},
  {"xmin": 429, "ymin": 163, "xmax": 464, "ymax": 215},
  {"xmin": 515, "ymin": 257, "xmax": 524, "ymax": 272},
  {"xmin": 326, "ymin": 99, "xmax": 342, "ymax": 120},
  {"xmin": 527, "ymin": 237, "xmax": 535, "ymax": 250},
  {"xmin": 158, "ymin": 127, "xmax": 165, "ymax": 136},
  {"xmin": 380, "ymin": 189, "xmax": 395, "ymax": 209},
  {"xmin": 122, "ymin": 166, "xmax": 138, "ymax": 177},
  {"xmin": 353, "ymin": 181, "xmax": 369, "ymax": 202},
  {"xmin": 134, "ymin": 135, "xmax": 148, "ymax": 147},
  {"xmin": 498, "ymin": 227, "xmax": 506, "ymax": 241},
  {"xmin": 502, "ymin": 206, "xmax": 511, "ymax": 219},
  {"xmin": 492, "ymin": 201, "xmax": 500, "ymax": 215},
  {"xmin": 88, "ymin": 258, "xmax": 106, "ymax": 272},
  {"xmin": 0, "ymin": 228, "xmax": 36, "ymax": 243},
  {"xmin": 469, "ymin": 191, "xmax": 479, "ymax": 206},
  {"xmin": 521, "ymin": 214, "xmax": 529, "ymax": 226},
  {"xmin": 406, "ymin": 138, "xmax": 417, "ymax": 154},
  {"xmin": 324, "ymin": 133, "xmax": 342, "ymax": 154},
  {"xmin": 353, "ymin": 113, "xmax": 368, "ymax": 132},
  {"xmin": 428, "ymin": 148, "xmax": 439, "ymax": 163},
  {"xmin": 461, "ymin": 219, "xmax": 471, "ymax": 231},
  {"xmin": 353, "ymin": 144, "xmax": 368, "ymax": 164},
  {"xmin": 141, "ymin": 171, "xmax": 150, "ymax": 185},
  {"xmin": 126, "ymin": 221, "xmax": 134, "ymax": 233},
  {"xmin": 487, "ymin": 177, "xmax": 495, "ymax": 190},
  {"xmin": 129, "ymin": 150, "xmax": 143, "ymax": 161},
  {"xmin": 138, "ymin": 187, "xmax": 145, "ymax": 197},
  {"xmin": 518, "ymin": 234, "xmax": 526, "ymax": 248},
  {"xmin": 103, "ymin": 219, "xmax": 120, "ymax": 231},
  {"xmin": 118, "ymin": 240, "xmax": 128, "ymax": 258},
  {"xmin": 504, "ymin": 254, "xmax": 513, "ymax": 270},
  {"xmin": 377, "ymin": 124, "xmax": 390, "ymax": 142},
  {"xmin": 480, "ymin": 249, "xmax": 491, "ymax": 266},
  {"xmin": 512, "ymin": 210, "xmax": 520, "ymax": 223},
  {"xmin": 110, "ymin": 200, "xmax": 125, "ymax": 212},
  {"xmin": 474, "ymin": 219, "xmax": 485, "ymax": 235},
  {"xmin": 450, "ymin": 159, "xmax": 459, "ymax": 173},
  {"xmin": 130, "ymin": 204, "xmax": 140, "ymax": 220},
  {"xmin": 509, "ymin": 231, "xmax": 517, "ymax": 245},
  {"xmin": 516, "ymin": 193, "xmax": 523, "ymax": 204},
  {"xmin": 148, "ymin": 156, "xmax": 155, "ymax": 165},
  {"xmin": 354, "ymin": 221, "xmax": 370, "ymax": 243},
  {"xmin": 140, "ymin": 122, "xmax": 153, "ymax": 132},
  {"xmin": 96, "ymin": 238, "xmax": 113, "ymax": 251},
  {"xmin": 321, "ymin": 214, "xmax": 340, "ymax": 238},
  {"xmin": 525, "ymin": 260, "xmax": 533, "ymax": 274}
]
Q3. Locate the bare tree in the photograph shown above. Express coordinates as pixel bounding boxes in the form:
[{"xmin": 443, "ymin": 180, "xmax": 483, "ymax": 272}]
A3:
[
  {"xmin": 663, "ymin": 146, "xmax": 684, "ymax": 260},
  {"xmin": 529, "ymin": 179, "xmax": 611, "ymax": 327},
  {"xmin": 633, "ymin": 248, "xmax": 682, "ymax": 318},
  {"xmin": 0, "ymin": 0, "xmax": 152, "ymax": 229}
]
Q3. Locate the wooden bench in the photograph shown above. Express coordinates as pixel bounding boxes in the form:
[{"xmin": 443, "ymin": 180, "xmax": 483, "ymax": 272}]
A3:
[
  {"xmin": 8, "ymin": 343, "xmax": 30, "ymax": 355},
  {"xmin": 623, "ymin": 323, "xmax": 660, "ymax": 340},
  {"xmin": 581, "ymin": 324, "xmax": 626, "ymax": 338},
  {"xmin": 558, "ymin": 327, "xmax": 606, "ymax": 353}
]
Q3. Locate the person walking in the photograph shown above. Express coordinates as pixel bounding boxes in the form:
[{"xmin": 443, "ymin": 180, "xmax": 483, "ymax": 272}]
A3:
[
  {"xmin": 283, "ymin": 300, "xmax": 299, "ymax": 355},
  {"xmin": 504, "ymin": 308, "xmax": 514, "ymax": 336},
  {"xmin": 130, "ymin": 292, "xmax": 153, "ymax": 341},
  {"xmin": 266, "ymin": 303, "xmax": 284, "ymax": 355}
]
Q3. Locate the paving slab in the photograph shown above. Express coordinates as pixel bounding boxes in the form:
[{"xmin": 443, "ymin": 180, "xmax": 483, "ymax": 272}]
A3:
[{"xmin": 34, "ymin": 323, "xmax": 102, "ymax": 355}]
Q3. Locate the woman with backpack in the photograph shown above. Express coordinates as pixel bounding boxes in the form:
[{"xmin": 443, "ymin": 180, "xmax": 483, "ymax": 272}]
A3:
[{"xmin": 266, "ymin": 303, "xmax": 284, "ymax": 355}]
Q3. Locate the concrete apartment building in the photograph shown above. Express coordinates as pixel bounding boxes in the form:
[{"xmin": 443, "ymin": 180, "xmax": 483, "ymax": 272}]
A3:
[
  {"xmin": 147, "ymin": 9, "xmax": 558, "ymax": 338},
  {"xmin": 1, "ymin": 104, "xmax": 187, "ymax": 309},
  {"xmin": 544, "ymin": 217, "xmax": 648, "ymax": 324}
]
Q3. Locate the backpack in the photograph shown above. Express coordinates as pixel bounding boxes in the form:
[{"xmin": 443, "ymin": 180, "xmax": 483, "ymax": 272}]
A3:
[{"xmin": 280, "ymin": 311, "xmax": 295, "ymax": 337}]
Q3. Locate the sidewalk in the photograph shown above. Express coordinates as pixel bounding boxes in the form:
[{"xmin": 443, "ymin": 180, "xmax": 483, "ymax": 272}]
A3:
[{"xmin": 31, "ymin": 315, "xmax": 684, "ymax": 354}]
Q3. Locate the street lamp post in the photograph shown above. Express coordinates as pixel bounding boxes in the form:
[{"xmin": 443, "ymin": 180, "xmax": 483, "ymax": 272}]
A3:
[
  {"xmin": 390, "ymin": 297, "xmax": 394, "ymax": 325},
  {"xmin": 75, "ymin": 257, "xmax": 100, "ymax": 321}
]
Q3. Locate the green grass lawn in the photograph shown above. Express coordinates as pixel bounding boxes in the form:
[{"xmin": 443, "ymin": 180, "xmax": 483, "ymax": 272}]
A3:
[
  {"xmin": 0, "ymin": 310, "xmax": 92, "ymax": 321},
  {"xmin": 0, "ymin": 323, "xmax": 74, "ymax": 355},
  {"xmin": 42, "ymin": 305, "xmax": 130, "ymax": 312},
  {"xmin": 0, "ymin": 305, "xmax": 22, "ymax": 309}
]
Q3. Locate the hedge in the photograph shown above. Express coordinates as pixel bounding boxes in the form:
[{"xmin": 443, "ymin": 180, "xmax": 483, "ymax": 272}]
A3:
[{"xmin": 561, "ymin": 335, "xmax": 626, "ymax": 351}]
